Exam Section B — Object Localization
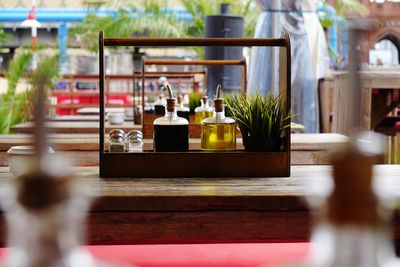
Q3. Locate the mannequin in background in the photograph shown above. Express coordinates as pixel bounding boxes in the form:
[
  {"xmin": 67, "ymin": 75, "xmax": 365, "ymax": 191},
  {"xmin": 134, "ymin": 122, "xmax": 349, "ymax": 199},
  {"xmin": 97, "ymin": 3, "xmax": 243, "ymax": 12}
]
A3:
[{"xmin": 248, "ymin": 0, "xmax": 327, "ymax": 133}]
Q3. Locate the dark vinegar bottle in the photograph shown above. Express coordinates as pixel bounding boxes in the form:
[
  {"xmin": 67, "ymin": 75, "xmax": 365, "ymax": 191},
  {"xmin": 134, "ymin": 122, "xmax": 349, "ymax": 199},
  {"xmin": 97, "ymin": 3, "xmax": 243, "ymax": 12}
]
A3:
[
  {"xmin": 153, "ymin": 85, "xmax": 189, "ymax": 152},
  {"xmin": 176, "ymin": 95, "xmax": 190, "ymax": 121}
]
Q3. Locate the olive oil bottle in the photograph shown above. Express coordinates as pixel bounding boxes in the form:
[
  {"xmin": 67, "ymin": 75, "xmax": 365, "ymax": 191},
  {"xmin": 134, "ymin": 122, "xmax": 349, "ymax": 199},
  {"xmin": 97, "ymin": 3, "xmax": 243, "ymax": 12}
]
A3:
[
  {"xmin": 195, "ymin": 94, "xmax": 213, "ymax": 123},
  {"xmin": 153, "ymin": 85, "xmax": 189, "ymax": 152},
  {"xmin": 201, "ymin": 85, "xmax": 236, "ymax": 151}
]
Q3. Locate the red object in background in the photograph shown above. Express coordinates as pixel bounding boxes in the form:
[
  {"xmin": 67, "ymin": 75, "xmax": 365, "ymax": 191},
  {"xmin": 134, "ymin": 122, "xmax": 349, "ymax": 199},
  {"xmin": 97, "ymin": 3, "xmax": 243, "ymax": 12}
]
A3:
[
  {"xmin": 90, "ymin": 243, "xmax": 309, "ymax": 267},
  {"xmin": 0, "ymin": 243, "xmax": 309, "ymax": 267},
  {"xmin": 395, "ymin": 121, "xmax": 400, "ymax": 133},
  {"xmin": 53, "ymin": 91, "xmax": 133, "ymax": 115}
]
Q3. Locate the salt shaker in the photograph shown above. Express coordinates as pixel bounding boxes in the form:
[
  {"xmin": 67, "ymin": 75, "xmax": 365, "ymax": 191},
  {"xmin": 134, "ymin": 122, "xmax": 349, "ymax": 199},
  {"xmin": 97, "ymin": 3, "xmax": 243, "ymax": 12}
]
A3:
[
  {"xmin": 127, "ymin": 130, "xmax": 144, "ymax": 152},
  {"xmin": 109, "ymin": 129, "xmax": 125, "ymax": 152}
]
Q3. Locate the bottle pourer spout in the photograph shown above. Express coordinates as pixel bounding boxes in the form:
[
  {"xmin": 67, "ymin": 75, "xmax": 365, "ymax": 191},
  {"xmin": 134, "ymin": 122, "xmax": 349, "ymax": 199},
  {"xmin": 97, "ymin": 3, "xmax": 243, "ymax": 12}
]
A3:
[
  {"xmin": 216, "ymin": 84, "xmax": 221, "ymax": 99},
  {"xmin": 214, "ymin": 84, "xmax": 223, "ymax": 112},
  {"xmin": 165, "ymin": 84, "xmax": 176, "ymax": 112},
  {"xmin": 166, "ymin": 84, "xmax": 173, "ymax": 99}
]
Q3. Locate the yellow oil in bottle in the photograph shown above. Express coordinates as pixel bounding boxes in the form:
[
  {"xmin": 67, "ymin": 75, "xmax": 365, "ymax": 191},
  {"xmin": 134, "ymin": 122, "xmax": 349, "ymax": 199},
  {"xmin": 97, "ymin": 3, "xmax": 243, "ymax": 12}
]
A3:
[
  {"xmin": 201, "ymin": 123, "xmax": 236, "ymax": 150},
  {"xmin": 195, "ymin": 111, "xmax": 213, "ymax": 124}
]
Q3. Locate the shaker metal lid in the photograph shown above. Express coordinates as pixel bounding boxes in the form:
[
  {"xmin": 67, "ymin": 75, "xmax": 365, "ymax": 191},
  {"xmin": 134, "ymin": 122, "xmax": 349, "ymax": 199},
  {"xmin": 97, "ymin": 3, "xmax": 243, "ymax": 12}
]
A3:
[
  {"xmin": 109, "ymin": 129, "xmax": 125, "ymax": 138},
  {"xmin": 127, "ymin": 130, "xmax": 143, "ymax": 139}
]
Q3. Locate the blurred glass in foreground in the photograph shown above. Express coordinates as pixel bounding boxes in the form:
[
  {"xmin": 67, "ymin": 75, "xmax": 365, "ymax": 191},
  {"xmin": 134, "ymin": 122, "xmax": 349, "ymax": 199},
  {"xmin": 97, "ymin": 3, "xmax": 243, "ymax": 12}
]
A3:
[
  {"xmin": 265, "ymin": 132, "xmax": 400, "ymax": 267},
  {"xmin": 0, "ymin": 155, "xmax": 131, "ymax": 267}
]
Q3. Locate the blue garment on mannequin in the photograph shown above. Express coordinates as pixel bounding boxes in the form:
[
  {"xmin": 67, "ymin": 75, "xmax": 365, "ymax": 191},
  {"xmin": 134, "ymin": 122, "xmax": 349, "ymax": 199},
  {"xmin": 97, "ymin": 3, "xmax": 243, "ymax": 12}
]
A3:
[{"xmin": 248, "ymin": 0, "xmax": 318, "ymax": 133}]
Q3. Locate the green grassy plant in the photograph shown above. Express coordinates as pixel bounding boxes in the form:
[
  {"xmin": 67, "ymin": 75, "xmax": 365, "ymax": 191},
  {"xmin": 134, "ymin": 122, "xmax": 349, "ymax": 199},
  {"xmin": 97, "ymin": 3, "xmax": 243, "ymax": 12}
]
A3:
[{"xmin": 225, "ymin": 91, "xmax": 296, "ymax": 142}]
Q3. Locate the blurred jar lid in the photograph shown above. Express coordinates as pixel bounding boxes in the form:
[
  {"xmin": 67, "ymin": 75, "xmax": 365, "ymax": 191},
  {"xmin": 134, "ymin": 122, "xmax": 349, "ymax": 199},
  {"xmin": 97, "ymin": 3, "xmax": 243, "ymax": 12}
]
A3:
[{"xmin": 7, "ymin": 146, "xmax": 55, "ymax": 155}]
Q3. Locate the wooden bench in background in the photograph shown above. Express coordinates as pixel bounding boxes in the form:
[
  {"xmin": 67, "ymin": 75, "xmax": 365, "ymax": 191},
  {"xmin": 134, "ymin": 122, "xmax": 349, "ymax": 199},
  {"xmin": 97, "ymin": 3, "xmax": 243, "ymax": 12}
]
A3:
[{"xmin": 0, "ymin": 133, "xmax": 348, "ymax": 167}]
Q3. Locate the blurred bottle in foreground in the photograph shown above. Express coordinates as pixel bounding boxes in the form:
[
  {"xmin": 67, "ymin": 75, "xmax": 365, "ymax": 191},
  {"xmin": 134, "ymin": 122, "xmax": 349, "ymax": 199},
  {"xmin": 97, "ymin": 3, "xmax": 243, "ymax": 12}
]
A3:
[
  {"xmin": 265, "ymin": 132, "xmax": 399, "ymax": 267},
  {"xmin": 0, "ymin": 156, "xmax": 131, "ymax": 267}
]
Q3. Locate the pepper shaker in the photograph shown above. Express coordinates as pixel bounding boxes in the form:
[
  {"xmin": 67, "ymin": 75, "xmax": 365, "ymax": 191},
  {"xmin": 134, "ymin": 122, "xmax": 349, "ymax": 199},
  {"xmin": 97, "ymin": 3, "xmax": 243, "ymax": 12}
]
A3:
[{"xmin": 109, "ymin": 129, "xmax": 125, "ymax": 152}]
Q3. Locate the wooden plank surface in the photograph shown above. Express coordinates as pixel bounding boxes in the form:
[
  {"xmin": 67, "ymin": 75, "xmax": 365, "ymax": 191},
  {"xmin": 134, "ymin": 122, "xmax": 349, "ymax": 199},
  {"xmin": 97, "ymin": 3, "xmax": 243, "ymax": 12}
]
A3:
[
  {"xmin": 0, "ymin": 165, "xmax": 398, "ymax": 244},
  {"xmin": 100, "ymin": 151, "xmax": 290, "ymax": 178},
  {"xmin": 332, "ymin": 71, "xmax": 400, "ymax": 135},
  {"xmin": 0, "ymin": 134, "xmax": 348, "ymax": 166},
  {"xmin": 0, "ymin": 133, "xmax": 348, "ymax": 151},
  {"xmin": 319, "ymin": 77, "xmax": 335, "ymax": 133},
  {"xmin": 10, "ymin": 121, "xmax": 139, "ymax": 134}
]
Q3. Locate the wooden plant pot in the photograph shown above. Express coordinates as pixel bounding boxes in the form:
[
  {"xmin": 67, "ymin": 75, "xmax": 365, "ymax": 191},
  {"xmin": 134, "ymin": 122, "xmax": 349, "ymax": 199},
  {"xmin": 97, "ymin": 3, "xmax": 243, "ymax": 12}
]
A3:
[{"xmin": 242, "ymin": 136, "xmax": 283, "ymax": 152}]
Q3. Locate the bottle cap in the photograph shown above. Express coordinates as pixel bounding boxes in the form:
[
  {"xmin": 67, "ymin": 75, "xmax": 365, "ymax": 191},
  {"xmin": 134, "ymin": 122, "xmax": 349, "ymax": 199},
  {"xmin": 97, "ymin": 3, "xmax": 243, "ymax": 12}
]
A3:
[
  {"xmin": 201, "ymin": 95, "xmax": 208, "ymax": 105},
  {"xmin": 166, "ymin": 99, "xmax": 176, "ymax": 112},
  {"xmin": 177, "ymin": 95, "xmax": 183, "ymax": 104},
  {"xmin": 214, "ymin": 84, "xmax": 224, "ymax": 112}
]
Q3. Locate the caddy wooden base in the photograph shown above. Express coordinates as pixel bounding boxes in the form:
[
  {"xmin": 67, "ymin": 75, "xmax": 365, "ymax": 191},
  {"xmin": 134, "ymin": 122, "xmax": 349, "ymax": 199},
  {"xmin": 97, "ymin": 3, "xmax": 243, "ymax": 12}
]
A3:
[{"xmin": 100, "ymin": 151, "xmax": 289, "ymax": 178}]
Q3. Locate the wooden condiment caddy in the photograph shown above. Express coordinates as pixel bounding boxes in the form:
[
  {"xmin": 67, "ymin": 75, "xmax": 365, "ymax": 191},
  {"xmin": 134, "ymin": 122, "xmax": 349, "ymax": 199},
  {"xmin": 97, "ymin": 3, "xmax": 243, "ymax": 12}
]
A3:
[{"xmin": 98, "ymin": 31, "xmax": 291, "ymax": 178}]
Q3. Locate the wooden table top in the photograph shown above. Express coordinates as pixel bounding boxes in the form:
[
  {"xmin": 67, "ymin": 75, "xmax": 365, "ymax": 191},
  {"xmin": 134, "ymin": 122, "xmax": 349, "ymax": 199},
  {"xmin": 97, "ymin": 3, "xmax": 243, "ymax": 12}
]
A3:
[
  {"xmin": 10, "ymin": 121, "xmax": 139, "ymax": 134},
  {"xmin": 0, "ymin": 164, "xmax": 398, "ymax": 212},
  {"xmin": 0, "ymin": 164, "xmax": 399, "ymax": 244},
  {"xmin": 332, "ymin": 70, "xmax": 400, "ymax": 89},
  {"xmin": 0, "ymin": 133, "xmax": 348, "ymax": 151}
]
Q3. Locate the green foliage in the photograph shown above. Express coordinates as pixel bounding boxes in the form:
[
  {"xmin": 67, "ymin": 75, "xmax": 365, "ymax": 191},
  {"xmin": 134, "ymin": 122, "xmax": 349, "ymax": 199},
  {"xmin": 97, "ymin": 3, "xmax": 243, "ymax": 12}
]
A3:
[
  {"xmin": 70, "ymin": 0, "xmax": 260, "ymax": 55},
  {"xmin": 188, "ymin": 92, "xmax": 201, "ymax": 113},
  {"xmin": 0, "ymin": 51, "xmax": 32, "ymax": 134},
  {"xmin": 334, "ymin": 0, "xmax": 369, "ymax": 17},
  {"xmin": 180, "ymin": 0, "xmax": 259, "ymax": 38},
  {"xmin": 319, "ymin": 0, "xmax": 369, "ymax": 65},
  {"xmin": 0, "ymin": 25, "xmax": 10, "ymax": 47},
  {"xmin": 4, "ymin": 52, "xmax": 32, "ymax": 98},
  {"xmin": 224, "ymin": 91, "xmax": 295, "ymax": 140},
  {"xmin": 69, "ymin": 13, "xmax": 114, "ymax": 52},
  {"xmin": 0, "ymin": 53, "xmax": 60, "ymax": 134},
  {"xmin": 70, "ymin": 0, "xmax": 188, "ymax": 52}
]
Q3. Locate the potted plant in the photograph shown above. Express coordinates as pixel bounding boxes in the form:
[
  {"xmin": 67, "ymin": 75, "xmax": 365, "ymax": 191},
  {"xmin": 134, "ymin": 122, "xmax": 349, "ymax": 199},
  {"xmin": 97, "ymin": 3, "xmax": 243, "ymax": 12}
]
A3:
[{"xmin": 225, "ymin": 91, "xmax": 295, "ymax": 152}]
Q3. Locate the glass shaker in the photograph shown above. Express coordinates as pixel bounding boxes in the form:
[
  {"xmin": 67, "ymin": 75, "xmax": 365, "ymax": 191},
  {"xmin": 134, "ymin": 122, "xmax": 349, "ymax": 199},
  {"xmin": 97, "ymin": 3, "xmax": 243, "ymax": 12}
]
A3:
[
  {"xmin": 127, "ymin": 130, "xmax": 144, "ymax": 152},
  {"xmin": 109, "ymin": 129, "xmax": 125, "ymax": 152}
]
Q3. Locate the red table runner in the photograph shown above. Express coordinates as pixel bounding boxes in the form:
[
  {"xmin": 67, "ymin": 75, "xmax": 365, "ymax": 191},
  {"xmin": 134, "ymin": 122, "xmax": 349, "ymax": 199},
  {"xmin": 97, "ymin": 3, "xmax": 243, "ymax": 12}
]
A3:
[{"xmin": 0, "ymin": 243, "xmax": 309, "ymax": 267}]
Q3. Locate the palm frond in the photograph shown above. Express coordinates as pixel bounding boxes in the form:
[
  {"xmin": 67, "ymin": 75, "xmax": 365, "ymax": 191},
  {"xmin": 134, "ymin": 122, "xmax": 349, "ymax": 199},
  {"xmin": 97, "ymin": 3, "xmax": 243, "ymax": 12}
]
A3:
[
  {"xmin": 0, "ymin": 24, "xmax": 10, "ymax": 47},
  {"xmin": 0, "ymin": 51, "xmax": 32, "ymax": 134},
  {"xmin": 4, "ymin": 51, "xmax": 32, "ymax": 97},
  {"xmin": 337, "ymin": 0, "xmax": 369, "ymax": 16}
]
